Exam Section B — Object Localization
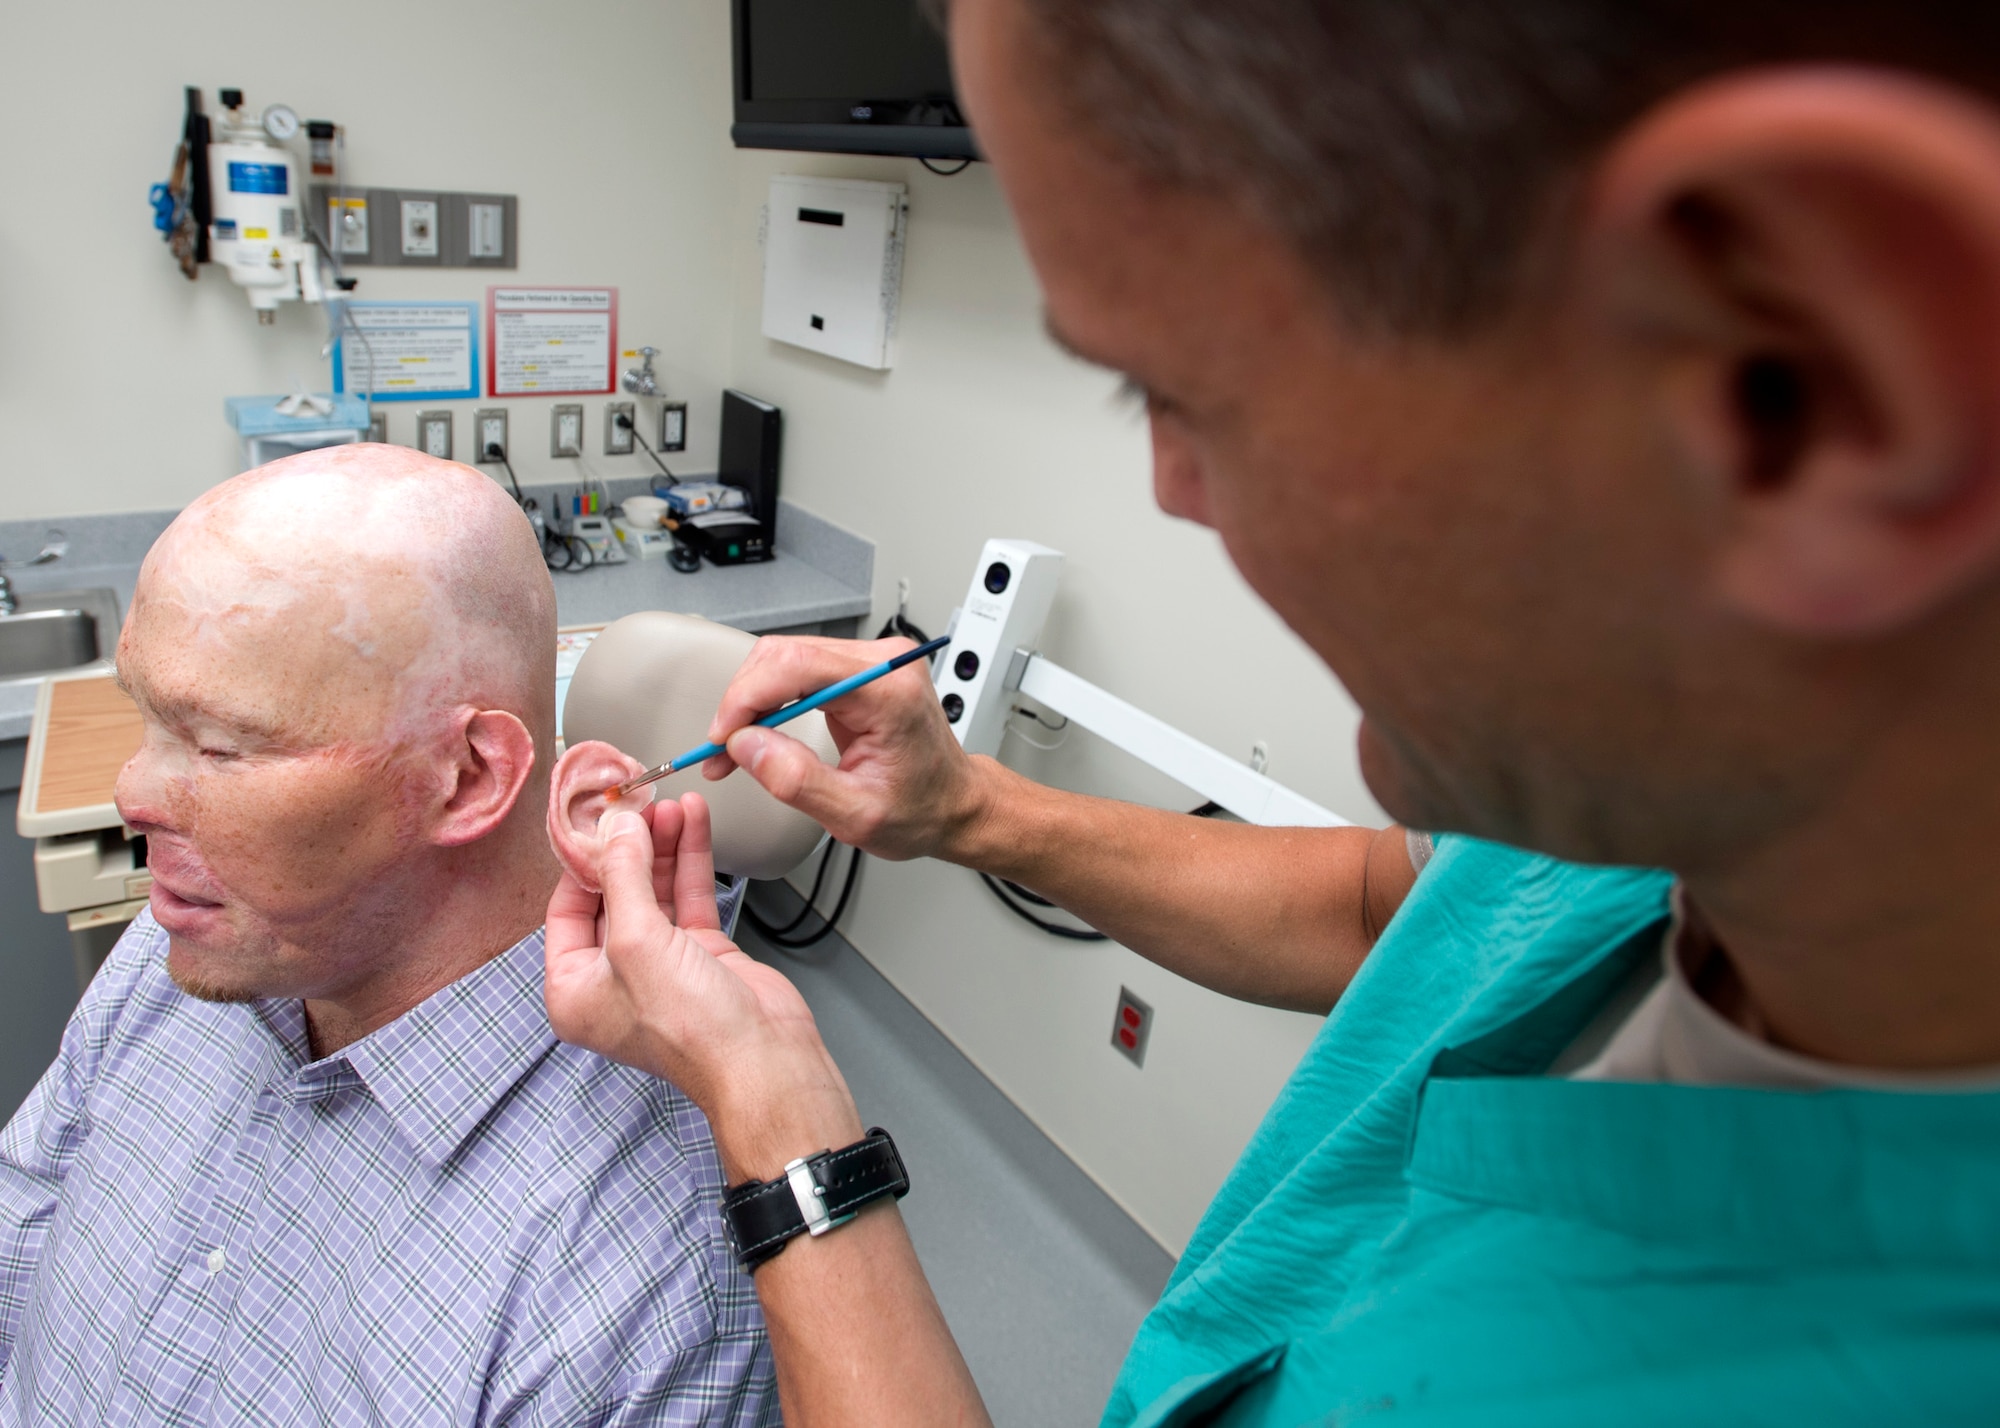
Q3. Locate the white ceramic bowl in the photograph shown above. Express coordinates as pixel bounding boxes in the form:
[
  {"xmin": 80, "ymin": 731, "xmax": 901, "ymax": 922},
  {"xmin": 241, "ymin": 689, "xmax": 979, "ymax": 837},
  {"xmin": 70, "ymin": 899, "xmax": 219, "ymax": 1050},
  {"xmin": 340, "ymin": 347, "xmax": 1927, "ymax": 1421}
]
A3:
[{"xmin": 620, "ymin": 495, "xmax": 669, "ymax": 528}]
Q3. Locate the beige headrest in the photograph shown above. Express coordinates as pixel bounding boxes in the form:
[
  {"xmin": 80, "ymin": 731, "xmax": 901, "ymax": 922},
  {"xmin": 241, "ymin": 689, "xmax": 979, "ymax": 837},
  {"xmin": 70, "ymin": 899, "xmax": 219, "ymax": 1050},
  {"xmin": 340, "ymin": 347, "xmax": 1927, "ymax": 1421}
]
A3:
[{"xmin": 562, "ymin": 612, "xmax": 836, "ymax": 879}]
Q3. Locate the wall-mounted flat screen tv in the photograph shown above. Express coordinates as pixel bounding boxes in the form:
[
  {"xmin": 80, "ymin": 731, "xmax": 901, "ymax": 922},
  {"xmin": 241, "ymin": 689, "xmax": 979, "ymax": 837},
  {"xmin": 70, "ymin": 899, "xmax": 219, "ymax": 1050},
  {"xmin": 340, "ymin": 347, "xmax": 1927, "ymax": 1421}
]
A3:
[{"xmin": 732, "ymin": 0, "xmax": 979, "ymax": 161}]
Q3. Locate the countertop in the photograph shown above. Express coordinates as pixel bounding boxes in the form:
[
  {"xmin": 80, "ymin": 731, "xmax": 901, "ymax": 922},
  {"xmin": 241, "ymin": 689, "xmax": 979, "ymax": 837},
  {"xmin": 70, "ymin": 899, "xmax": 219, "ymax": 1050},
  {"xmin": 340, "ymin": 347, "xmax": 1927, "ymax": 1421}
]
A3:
[
  {"xmin": 0, "ymin": 500, "xmax": 874, "ymax": 743},
  {"xmin": 543, "ymin": 548, "xmax": 870, "ymax": 634}
]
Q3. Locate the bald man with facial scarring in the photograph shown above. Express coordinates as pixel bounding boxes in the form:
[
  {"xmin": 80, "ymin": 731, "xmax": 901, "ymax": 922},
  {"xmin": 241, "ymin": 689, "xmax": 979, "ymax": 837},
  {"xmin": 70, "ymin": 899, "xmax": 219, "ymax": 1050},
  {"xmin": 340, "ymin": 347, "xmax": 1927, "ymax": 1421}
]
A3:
[{"xmin": 0, "ymin": 447, "xmax": 777, "ymax": 1427}]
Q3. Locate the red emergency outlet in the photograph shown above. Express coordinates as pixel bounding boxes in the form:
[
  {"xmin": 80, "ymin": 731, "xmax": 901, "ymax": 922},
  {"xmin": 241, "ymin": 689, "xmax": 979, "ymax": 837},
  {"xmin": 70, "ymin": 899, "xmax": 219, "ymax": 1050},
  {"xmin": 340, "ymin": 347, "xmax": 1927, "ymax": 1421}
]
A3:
[{"xmin": 1111, "ymin": 987, "xmax": 1153, "ymax": 1067}]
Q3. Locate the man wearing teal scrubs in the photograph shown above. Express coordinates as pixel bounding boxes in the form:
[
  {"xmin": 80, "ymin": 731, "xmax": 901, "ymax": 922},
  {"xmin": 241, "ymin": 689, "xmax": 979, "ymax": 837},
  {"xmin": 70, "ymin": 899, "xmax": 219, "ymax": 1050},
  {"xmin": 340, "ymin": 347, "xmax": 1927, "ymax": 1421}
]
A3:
[{"xmin": 543, "ymin": 1, "xmax": 2000, "ymax": 1423}]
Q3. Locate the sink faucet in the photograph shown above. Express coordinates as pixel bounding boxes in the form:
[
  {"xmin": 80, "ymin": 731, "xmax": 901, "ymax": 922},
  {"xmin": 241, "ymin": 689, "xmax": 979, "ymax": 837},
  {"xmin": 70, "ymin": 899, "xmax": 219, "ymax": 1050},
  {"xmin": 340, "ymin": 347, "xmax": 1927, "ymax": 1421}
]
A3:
[{"xmin": 0, "ymin": 529, "xmax": 69, "ymax": 615}]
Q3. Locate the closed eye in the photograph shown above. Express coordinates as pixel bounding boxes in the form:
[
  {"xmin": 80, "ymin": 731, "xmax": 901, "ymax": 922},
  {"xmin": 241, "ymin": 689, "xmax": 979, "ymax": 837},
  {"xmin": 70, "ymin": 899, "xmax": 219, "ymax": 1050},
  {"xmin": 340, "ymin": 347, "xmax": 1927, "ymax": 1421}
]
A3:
[{"xmin": 1117, "ymin": 376, "xmax": 1184, "ymax": 421}]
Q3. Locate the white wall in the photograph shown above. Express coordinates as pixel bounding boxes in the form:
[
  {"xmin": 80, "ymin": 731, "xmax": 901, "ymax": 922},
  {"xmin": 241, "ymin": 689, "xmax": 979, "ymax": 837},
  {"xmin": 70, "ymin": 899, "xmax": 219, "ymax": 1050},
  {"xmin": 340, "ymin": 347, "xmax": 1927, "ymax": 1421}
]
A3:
[
  {"xmin": 720, "ymin": 149, "xmax": 1386, "ymax": 1251},
  {"xmin": 2, "ymin": 0, "xmax": 1384, "ymax": 1256},
  {"xmin": 0, "ymin": 0, "xmax": 739, "ymax": 518}
]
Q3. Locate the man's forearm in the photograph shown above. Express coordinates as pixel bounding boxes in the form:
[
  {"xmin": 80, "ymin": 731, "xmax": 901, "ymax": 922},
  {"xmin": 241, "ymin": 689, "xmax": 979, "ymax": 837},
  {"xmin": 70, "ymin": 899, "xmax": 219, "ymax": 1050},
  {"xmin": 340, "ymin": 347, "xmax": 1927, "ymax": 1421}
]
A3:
[{"xmin": 944, "ymin": 758, "xmax": 1415, "ymax": 1014}]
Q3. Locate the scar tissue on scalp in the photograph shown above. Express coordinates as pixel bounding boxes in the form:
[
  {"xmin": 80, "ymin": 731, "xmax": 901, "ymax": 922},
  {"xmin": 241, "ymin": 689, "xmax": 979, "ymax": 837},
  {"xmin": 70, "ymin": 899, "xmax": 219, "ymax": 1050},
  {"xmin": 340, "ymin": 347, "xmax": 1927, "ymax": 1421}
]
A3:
[{"xmin": 134, "ymin": 446, "xmax": 557, "ymax": 750}]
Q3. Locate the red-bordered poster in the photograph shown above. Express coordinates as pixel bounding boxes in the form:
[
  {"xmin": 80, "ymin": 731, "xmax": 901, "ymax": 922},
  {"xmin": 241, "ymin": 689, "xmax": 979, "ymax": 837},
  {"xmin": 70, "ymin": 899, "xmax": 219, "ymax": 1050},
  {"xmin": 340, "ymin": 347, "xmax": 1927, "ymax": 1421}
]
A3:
[{"xmin": 486, "ymin": 286, "xmax": 619, "ymax": 396}]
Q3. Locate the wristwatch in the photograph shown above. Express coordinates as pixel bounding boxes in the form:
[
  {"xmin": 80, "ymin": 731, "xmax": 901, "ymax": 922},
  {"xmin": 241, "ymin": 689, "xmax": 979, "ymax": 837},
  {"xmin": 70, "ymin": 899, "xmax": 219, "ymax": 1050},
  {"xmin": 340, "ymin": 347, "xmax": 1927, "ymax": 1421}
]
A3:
[{"xmin": 722, "ymin": 1128, "xmax": 910, "ymax": 1270}]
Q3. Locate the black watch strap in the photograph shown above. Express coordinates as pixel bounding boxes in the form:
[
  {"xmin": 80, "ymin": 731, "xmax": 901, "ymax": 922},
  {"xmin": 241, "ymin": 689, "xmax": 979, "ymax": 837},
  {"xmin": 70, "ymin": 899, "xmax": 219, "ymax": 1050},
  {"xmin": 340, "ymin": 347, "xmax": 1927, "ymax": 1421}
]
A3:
[{"xmin": 722, "ymin": 1128, "xmax": 910, "ymax": 1270}]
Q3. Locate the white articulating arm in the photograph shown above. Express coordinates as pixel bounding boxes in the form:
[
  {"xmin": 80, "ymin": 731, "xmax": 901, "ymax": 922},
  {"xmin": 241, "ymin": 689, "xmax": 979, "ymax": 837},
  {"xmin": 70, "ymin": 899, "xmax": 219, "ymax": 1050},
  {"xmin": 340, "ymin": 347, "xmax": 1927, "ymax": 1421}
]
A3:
[
  {"xmin": 1011, "ymin": 654, "xmax": 1348, "ymax": 830},
  {"xmin": 936, "ymin": 537, "xmax": 1349, "ymax": 830}
]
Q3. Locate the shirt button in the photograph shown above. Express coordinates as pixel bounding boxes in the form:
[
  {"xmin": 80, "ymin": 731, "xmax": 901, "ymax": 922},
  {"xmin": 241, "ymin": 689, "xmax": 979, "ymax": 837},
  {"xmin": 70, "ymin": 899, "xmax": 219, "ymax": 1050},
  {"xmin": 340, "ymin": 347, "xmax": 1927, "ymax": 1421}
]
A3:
[{"xmin": 206, "ymin": 1247, "xmax": 227, "ymax": 1275}]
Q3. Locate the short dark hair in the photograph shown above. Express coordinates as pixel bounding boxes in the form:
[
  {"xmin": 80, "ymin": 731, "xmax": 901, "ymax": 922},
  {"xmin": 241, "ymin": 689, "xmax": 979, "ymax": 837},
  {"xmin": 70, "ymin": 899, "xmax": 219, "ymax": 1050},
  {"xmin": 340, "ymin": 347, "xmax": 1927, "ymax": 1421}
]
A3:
[{"xmin": 999, "ymin": 0, "xmax": 2000, "ymax": 332}]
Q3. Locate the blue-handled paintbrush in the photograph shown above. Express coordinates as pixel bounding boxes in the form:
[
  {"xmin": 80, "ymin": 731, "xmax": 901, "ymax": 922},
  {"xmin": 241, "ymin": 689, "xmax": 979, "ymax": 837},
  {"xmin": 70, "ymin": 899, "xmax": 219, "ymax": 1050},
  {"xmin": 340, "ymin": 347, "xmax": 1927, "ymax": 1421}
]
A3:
[{"xmin": 607, "ymin": 634, "xmax": 952, "ymax": 803}]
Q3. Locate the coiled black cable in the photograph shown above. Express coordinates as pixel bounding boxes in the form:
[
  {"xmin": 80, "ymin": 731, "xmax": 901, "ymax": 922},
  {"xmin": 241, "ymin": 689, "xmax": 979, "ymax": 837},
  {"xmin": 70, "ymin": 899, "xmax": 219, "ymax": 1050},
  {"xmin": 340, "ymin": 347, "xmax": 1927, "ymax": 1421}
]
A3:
[{"xmin": 744, "ymin": 840, "xmax": 862, "ymax": 950}]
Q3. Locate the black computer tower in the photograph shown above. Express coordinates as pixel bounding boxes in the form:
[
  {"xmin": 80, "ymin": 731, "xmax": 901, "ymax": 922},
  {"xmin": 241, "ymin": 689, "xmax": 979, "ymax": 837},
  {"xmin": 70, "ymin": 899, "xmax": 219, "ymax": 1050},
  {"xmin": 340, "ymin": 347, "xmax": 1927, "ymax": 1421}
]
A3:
[{"xmin": 705, "ymin": 389, "xmax": 781, "ymax": 564}]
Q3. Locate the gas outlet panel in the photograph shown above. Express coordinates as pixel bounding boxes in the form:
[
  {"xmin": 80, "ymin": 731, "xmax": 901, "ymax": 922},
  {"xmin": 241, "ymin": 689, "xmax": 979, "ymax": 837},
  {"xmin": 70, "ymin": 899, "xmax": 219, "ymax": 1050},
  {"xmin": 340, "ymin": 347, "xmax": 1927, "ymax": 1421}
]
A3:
[{"xmin": 309, "ymin": 186, "xmax": 517, "ymax": 267}]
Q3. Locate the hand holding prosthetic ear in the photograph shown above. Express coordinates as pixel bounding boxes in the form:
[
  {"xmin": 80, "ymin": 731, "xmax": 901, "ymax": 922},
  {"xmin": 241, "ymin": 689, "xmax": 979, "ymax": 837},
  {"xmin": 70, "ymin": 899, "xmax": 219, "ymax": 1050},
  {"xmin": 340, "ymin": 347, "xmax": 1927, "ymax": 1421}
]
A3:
[
  {"xmin": 547, "ymin": 741, "xmax": 648, "ymax": 893},
  {"xmin": 551, "ymin": 613, "xmax": 838, "ymax": 883}
]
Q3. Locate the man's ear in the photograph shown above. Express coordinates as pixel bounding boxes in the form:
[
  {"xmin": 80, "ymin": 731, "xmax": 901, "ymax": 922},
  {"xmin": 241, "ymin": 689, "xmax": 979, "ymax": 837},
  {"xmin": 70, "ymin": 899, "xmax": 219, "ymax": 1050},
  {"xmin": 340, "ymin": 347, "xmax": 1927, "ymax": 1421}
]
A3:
[
  {"xmin": 546, "ymin": 740, "xmax": 647, "ymax": 892},
  {"xmin": 1583, "ymin": 68, "xmax": 2000, "ymax": 634},
  {"xmin": 433, "ymin": 709, "xmax": 539, "ymax": 849}
]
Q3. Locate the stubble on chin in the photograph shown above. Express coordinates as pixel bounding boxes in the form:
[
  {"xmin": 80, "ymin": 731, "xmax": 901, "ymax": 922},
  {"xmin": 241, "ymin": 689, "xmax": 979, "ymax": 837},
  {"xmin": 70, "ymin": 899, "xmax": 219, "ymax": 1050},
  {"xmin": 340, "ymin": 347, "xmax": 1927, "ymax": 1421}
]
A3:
[{"xmin": 165, "ymin": 943, "xmax": 263, "ymax": 1005}]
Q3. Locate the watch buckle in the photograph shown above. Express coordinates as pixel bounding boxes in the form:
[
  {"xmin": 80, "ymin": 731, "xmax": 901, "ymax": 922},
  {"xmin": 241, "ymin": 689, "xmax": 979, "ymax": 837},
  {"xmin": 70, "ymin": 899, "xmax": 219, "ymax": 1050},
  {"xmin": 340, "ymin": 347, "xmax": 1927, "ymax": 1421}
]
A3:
[{"xmin": 785, "ymin": 1156, "xmax": 857, "ymax": 1237}]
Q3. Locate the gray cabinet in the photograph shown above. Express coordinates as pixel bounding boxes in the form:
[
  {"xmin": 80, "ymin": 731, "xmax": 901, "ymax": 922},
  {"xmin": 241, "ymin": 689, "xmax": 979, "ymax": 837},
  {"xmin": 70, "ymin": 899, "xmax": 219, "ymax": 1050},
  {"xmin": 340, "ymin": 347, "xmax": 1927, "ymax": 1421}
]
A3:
[{"xmin": 0, "ymin": 739, "xmax": 85, "ymax": 1121}]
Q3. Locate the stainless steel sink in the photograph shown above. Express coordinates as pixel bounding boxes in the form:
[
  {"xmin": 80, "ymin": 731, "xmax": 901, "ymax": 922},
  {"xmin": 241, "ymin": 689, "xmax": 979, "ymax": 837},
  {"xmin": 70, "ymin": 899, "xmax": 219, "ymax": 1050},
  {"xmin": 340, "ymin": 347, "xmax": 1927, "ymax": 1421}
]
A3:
[{"xmin": 0, "ymin": 588, "xmax": 120, "ymax": 684}]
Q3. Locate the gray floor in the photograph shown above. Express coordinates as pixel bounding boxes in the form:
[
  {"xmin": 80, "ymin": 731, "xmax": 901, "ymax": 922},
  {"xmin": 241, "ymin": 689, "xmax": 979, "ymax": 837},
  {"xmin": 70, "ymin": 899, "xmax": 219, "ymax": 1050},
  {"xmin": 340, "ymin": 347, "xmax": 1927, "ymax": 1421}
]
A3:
[{"xmin": 739, "ymin": 877, "xmax": 1176, "ymax": 1428}]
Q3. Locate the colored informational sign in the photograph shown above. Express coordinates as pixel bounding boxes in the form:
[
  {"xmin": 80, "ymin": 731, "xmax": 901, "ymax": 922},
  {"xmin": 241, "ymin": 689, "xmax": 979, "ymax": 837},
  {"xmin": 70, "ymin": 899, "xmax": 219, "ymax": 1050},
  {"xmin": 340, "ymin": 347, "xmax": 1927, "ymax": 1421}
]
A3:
[
  {"xmin": 488, "ymin": 286, "xmax": 618, "ymax": 396},
  {"xmin": 331, "ymin": 302, "xmax": 480, "ymax": 402}
]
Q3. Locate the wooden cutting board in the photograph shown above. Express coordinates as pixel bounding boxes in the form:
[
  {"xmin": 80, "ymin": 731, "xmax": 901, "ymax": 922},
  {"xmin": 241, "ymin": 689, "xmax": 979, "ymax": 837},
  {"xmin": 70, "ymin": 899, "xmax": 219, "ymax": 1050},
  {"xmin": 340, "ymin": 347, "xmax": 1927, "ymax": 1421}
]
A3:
[{"xmin": 17, "ymin": 672, "xmax": 142, "ymax": 839}]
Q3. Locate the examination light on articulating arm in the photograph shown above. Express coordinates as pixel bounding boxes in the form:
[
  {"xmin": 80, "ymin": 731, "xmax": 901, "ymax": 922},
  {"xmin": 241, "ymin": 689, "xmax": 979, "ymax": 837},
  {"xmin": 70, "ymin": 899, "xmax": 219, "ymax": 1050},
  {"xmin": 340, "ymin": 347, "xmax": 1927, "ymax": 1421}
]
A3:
[{"xmin": 934, "ymin": 539, "xmax": 1348, "ymax": 831}]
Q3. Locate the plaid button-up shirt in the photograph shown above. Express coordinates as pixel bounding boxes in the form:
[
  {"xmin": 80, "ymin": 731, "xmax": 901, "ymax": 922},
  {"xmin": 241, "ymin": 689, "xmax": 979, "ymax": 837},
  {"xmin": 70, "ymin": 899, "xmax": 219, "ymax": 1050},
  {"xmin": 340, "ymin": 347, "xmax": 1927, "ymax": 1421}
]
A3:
[{"xmin": 0, "ymin": 910, "xmax": 776, "ymax": 1426}]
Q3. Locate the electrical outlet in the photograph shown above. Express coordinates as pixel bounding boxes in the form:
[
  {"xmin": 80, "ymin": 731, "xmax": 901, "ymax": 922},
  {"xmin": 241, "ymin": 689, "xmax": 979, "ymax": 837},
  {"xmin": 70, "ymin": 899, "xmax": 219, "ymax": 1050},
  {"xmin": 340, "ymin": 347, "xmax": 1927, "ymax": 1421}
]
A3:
[
  {"xmin": 474, "ymin": 408, "xmax": 508, "ymax": 464},
  {"xmin": 416, "ymin": 410, "xmax": 453, "ymax": 461},
  {"xmin": 367, "ymin": 411, "xmax": 387, "ymax": 444},
  {"xmin": 550, "ymin": 404, "xmax": 584, "ymax": 458},
  {"xmin": 604, "ymin": 401, "xmax": 635, "ymax": 456},
  {"xmin": 659, "ymin": 401, "xmax": 687, "ymax": 452},
  {"xmin": 1111, "ymin": 987, "xmax": 1153, "ymax": 1067}
]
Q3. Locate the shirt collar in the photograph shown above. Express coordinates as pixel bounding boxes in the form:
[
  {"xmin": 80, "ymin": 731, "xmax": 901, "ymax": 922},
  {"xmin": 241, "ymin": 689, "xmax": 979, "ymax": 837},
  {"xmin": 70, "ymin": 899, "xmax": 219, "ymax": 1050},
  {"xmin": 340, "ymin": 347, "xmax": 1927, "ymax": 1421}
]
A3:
[
  {"xmin": 1415, "ymin": 885, "xmax": 2000, "ymax": 1266},
  {"xmin": 261, "ymin": 927, "xmax": 558, "ymax": 1171},
  {"xmin": 1659, "ymin": 889, "xmax": 2000, "ymax": 1092}
]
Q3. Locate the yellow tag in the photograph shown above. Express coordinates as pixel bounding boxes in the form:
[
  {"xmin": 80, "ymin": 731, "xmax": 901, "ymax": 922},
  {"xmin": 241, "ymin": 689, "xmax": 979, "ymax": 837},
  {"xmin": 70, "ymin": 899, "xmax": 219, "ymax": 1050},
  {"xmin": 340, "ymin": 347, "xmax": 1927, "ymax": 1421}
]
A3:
[{"xmin": 244, "ymin": 227, "xmax": 268, "ymax": 239}]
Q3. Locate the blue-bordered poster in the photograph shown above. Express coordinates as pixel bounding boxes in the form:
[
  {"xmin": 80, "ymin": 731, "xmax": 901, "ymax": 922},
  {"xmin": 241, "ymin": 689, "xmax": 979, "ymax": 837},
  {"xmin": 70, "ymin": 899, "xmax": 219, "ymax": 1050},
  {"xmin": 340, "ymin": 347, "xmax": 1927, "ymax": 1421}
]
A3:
[{"xmin": 331, "ymin": 302, "xmax": 480, "ymax": 402}]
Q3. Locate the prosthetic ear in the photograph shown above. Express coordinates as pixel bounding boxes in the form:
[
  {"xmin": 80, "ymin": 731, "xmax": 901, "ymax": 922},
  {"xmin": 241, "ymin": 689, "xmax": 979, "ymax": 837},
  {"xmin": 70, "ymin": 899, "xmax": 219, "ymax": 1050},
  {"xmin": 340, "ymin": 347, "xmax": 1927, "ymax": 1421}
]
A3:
[
  {"xmin": 561, "ymin": 612, "xmax": 837, "ymax": 879},
  {"xmin": 547, "ymin": 740, "xmax": 646, "ymax": 893}
]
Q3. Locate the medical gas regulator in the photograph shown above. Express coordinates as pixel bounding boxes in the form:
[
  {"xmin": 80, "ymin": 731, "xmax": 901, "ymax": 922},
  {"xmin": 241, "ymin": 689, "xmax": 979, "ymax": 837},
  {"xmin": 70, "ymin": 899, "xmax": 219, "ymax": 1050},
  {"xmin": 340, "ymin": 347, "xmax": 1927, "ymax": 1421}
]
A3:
[{"xmin": 206, "ymin": 92, "xmax": 322, "ymax": 323}]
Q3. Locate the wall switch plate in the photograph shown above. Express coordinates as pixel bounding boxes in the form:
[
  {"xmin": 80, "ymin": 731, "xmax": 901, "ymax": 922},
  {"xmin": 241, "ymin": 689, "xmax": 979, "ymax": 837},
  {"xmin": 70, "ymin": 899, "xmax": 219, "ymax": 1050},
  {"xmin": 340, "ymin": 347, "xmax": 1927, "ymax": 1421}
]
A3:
[
  {"xmin": 474, "ymin": 408, "xmax": 509, "ymax": 463},
  {"xmin": 604, "ymin": 401, "xmax": 635, "ymax": 456},
  {"xmin": 416, "ymin": 410, "xmax": 453, "ymax": 461},
  {"xmin": 1111, "ymin": 986, "xmax": 1153, "ymax": 1067},
  {"xmin": 400, "ymin": 197, "xmax": 440, "ymax": 258},
  {"xmin": 467, "ymin": 201, "xmax": 505, "ymax": 258},
  {"xmin": 551, "ymin": 404, "xmax": 584, "ymax": 458},
  {"xmin": 367, "ymin": 411, "xmax": 388, "ymax": 443},
  {"xmin": 451, "ymin": 192, "xmax": 517, "ymax": 266},
  {"xmin": 659, "ymin": 401, "xmax": 688, "ymax": 452}
]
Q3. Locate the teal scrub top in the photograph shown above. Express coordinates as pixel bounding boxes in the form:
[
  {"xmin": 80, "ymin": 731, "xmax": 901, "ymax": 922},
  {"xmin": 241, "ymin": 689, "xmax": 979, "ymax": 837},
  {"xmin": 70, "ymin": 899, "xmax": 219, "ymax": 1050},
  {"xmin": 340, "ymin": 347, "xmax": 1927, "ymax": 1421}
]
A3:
[{"xmin": 1105, "ymin": 836, "xmax": 2000, "ymax": 1426}]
